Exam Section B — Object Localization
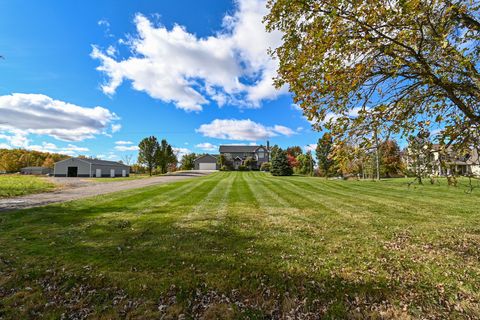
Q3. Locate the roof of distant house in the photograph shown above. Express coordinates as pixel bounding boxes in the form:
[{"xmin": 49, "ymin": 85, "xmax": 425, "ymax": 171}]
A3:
[{"xmin": 219, "ymin": 145, "xmax": 267, "ymax": 153}]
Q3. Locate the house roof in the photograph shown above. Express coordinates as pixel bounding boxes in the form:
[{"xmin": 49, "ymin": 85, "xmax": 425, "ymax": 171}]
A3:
[
  {"xmin": 219, "ymin": 145, "xmax": 267, "ymax": 153},
  {"xmin": 56, "ymin": 157, "xmax": 129, "ymax": 167},
  {"xmin": 194, "ymin": 154, "xmax": 218, "ymax": 162}
]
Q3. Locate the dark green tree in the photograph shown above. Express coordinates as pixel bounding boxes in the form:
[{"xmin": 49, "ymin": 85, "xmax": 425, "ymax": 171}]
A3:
[
  {"xmin": 316, "ymin": 133, "xmax": 335, "ymax": 177},
  {"xmin": 157, "ymin": 139, "xmax": 177, "ymax": 174},
  {"xmin": 271, "ymin": 148, "xmax": 293, "ymax": 176},
  {"xmin": 138, "ymin": 136, "xmax": 160, "ymax": 176}
]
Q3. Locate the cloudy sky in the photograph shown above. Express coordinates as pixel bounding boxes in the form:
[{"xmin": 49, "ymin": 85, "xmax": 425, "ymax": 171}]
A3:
[{"xmin": 0, "ymin": 0, "xmax": 320, "ymax": 160}]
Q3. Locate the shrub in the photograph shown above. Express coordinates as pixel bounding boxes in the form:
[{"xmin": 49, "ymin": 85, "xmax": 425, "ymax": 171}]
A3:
[
  {"xmin": 260, "ymin": 162, "xmax": 271, "ymax": 172},
  {"xmin": 220, "ymin": 165, "xmax": 228, "ymax": 171},
  {"xmin": 238, "ymin": 165, "xmax": 249, "ymax": 171}
]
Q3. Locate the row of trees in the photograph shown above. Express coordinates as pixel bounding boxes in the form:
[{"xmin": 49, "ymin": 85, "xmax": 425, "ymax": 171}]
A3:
[
  {"xmin": 137, "ymin": 136, "xmax": 177, "ymax": 176},
  {"xmin": 0, "ymin": 149, "xmax": 69, "ymax": 173},
  {"xmin": 315, "ymin": 133, "xmax": 404, "ymax": 179},
  {"xmin": 265, "ymin": 133, "xmax": 404, "ymax": 178}
]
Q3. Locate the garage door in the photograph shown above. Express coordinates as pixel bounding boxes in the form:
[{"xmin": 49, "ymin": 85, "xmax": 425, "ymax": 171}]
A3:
[{"xmin": 199, "ymin": 163, "xmax": 216, "ymax": 170}]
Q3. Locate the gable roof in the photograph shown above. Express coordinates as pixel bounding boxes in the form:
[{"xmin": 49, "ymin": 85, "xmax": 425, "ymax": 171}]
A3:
[
  {"xmin": 219, "ymin": 145, "xmax": 267, "ymax": 153},
  {"xmin": 194, "ymin": 154, "xmax": 218, "ymax": 162},
  {"xmin": 55, "ymin": 157, "xmax": 129, "ymax": 167}
]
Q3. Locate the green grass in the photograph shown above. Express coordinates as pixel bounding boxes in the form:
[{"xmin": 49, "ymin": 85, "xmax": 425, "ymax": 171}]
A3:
[
  {"xmin": 0, "ymin": 172, "xmax": 479, "ymax": 318},
  {"xmin": 0, "ymin": 175, "xmax": 56, "ymax": 198}
]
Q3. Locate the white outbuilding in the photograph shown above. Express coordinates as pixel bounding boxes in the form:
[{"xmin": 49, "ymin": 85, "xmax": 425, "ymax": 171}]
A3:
[{"xmin": 54, "ymin": 158, "xmax": 130, "ymax": 178}]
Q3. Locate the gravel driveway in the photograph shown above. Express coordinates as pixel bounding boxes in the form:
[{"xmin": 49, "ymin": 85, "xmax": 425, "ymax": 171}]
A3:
[{"xmin": 0, "ymin": 171, "xmax": 214, "ymax": 212}]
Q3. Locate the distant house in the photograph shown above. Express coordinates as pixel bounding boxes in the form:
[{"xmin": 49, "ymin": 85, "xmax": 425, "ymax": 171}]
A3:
[
  {"xmin": 20, "ymin": 167, "xmax": 53, "ymax": 175},
  {"xmin": 54, "ymin": 158, "xmax": 130, "ymax": 177},
  {"xmin": 404, "ymin": 144, "xmax": 480, "ymax": 176},
  {"xmin": 431, "ymin": 145, "xmax": 480, "ymax": 176},
  {"xmin": 194, "ymin": 143, "xmax": 271, "ymax": 171},
  {"xmin": 219, "ymin": 144, "xmax": 270, "ymax": 170}
]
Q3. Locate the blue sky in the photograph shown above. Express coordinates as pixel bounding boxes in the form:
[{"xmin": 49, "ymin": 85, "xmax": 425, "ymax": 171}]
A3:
[{"xmin": 0, "ymin": 0, "xmax": 320, "ymax": 160}]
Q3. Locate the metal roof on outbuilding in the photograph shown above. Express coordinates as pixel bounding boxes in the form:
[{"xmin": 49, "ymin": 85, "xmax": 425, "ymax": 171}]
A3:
[{"xmin": 55, "ymin": 157, "xmax": 129, "ymax": 167}]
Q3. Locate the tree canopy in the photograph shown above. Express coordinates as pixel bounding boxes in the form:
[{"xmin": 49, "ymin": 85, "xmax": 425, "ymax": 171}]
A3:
[
  {"xmin": 138, "ymin": 136, "xmax": 160, "ymax": 176},
  {"xmin": 266, "ymin": 0, "xmax": 480, "ymax": 149}
]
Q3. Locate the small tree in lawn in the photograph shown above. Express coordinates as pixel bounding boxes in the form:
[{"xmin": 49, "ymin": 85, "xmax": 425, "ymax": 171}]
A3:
[
  {"xmin": 316, "ymin": 133, "xmax": 335, "ymax": 177},
  {"xmin": 138, "ymin": 136, "xmax": 159, "ymax": 176},
  {"xmin": 271, "ymin": 148, "xmax": 293, "ymax": 176}
]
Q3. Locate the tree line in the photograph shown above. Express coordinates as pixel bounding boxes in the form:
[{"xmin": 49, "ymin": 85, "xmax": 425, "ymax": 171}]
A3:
[
  {"xmin": 258, "ymin": 134, "xmax": 404, "ymax": 178},
  {"xmin": 0, "ymin": 149, "xmax": 69, "ymax": 173}
]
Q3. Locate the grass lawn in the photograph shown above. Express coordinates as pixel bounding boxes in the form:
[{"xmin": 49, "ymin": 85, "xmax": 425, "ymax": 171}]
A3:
[
  {"xmin": 0, "ymin": 172, "xmax": 479, "ymax": 318},
  {"xmin": 0, "ymin": 175, "xmax": 56, "ymax": 198}
]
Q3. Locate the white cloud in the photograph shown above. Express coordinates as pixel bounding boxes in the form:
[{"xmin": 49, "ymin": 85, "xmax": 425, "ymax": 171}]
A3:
[
  {"xmin": 173, "ymin": 147, "xmax": 191, "ymax": 160},
  {"xmin": 115, "ymin": 140, "xmax": 133, "ymax": 145},
  {"xmin": 111, "ymin": 124, "xmax": 122, "ymax": 133},
  {"xmin": 0, "ymin": 93, "xmax": 119, "ymax": 143},
  {"xmin": 195, "ymin": 142, "xmax": 218, "ymax": 151},
  {"xmin": 273, "ymin": 125, "xmax": 296, "ymax": 137},
  {"xmin": 114, "ymin": 145, "xmax": 139, "ymax": 151},
  {"xmin": 98, "ymin": 152, "xmax": 119, "ymax": 160},
  {"xmin": 196, "ymin": 119, "xmax": 295, "ymax": 141},
  {"xmin": 91, "ymin": 0, "xmax": 285, "ymax": 111},
  {"xmin": 304, "ymin": 144, "xmax": 316, "ymax": 152},
  {"xmin": 27, "ymin": 142, "xmax": 89, "ymax": 156},
  {"xmin": 0, "ymin": 143, "xmax": 11, "ymax": 149}
]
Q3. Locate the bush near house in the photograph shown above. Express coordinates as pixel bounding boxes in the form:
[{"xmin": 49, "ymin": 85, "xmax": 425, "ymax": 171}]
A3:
[{"xmin": 260, "ymin": 162, "xmax": 271, "ymax": 172}]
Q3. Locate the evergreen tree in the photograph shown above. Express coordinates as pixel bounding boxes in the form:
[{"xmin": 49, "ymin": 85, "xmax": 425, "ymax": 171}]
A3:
[
  {"xmin": 157, "ymin": 139, "xmax": 177, "ymax": 174},
  {"xmin": 271, "ymin": 148, "xmax": 293, "ymax": 176}
]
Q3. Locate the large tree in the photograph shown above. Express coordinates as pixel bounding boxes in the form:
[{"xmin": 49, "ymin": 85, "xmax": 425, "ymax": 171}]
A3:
[
  {"xmin": 379, "ymin": 140, "xmax": 404, "ymax": 177},
  {"xmin": 286, "ymin": 146, "xmax": 303, "ymax": 157},
  {"xmin": 138, "ymin": 136, "xmax": 160, "ymax": 176},
  {"xmin": 266, "ymin": 0, "xmax": 480, "ymax": 150},
  {"xmin": 157, "ymin": 139, "xmax": 177, "ymax": 174},
  {"xmin": 316, "ymin": 133, "xmax": 335, "ymax": 177}
]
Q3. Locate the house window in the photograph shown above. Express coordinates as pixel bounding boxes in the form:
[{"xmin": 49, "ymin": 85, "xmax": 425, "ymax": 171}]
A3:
[{"xmin": 258, "ymin": 151, "xmax": 265, "ymax": 159}]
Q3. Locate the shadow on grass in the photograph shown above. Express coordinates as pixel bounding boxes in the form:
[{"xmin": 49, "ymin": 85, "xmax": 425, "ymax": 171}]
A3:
[{"xmin": 0, "ymin": 203, "xmax": 406, "ymax": 318}]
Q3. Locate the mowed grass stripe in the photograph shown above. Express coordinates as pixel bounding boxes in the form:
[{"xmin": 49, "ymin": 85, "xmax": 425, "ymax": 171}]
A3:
[{"xmin": 178, "ymin": 172, "xmax": 236, "ymax": 227}]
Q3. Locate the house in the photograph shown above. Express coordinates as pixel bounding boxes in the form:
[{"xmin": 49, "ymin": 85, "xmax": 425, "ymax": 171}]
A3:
[
  {"xmin": 430, "ymin": 144, "xmax": 480, "ymax": 176},
  {"xmin": 193, "ymin": 143, "xmax": 271, "ymax": 170},
  {"xmin": 219, "ymin": 143, "xmax": 270, "ymax": 170},
  {"xmin": 54, "ymin": 158, "xmax": 130, "ymax": 177},
  {"xmin": 20, "ymin": 167, "xmax": 53, "ymax": 175},
  {"xmin": 194, "ymin": 154, "xmax": 219, "ymax": 170},
  {"xmin": 404, "ymin": 144, "xmax": 480, "ymax": 176}
]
